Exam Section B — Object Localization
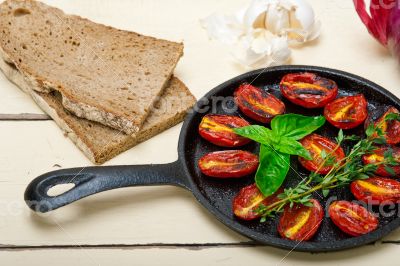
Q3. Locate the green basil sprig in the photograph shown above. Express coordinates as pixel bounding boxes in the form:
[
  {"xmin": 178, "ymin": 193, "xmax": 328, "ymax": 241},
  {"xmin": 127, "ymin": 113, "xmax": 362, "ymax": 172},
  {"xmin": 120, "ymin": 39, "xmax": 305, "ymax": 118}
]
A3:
[
  {"xmin": 233, "ymin": 114, "xmax": 326, "ymax": 196},
  {"xmin": 256, "ymin": 145, "xmax": 290, "ymax": 197}
]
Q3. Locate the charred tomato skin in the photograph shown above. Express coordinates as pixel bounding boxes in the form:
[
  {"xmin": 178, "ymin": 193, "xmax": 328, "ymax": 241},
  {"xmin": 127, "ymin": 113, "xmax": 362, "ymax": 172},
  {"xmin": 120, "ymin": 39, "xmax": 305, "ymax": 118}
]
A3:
[
  {"xmin": 350, "ymin": 177, "xmax": 400, "ymax": 204},
  {"xmin": 233, "ymin": 184, "xmax": 283, "ymax": 221},
  {"xmin": 234, "ymin": 84, "xmax": 285, "ymax": 123},
  {"xmin": 198, "ymin": 114, "xmax": 251, "ymax": 147},
  {"xmin": 277, "ymin": 199, "xmax": 323, "ymax": 241},
  {"xmin": 372, "ymin": 107, "xmax": 400, "ymax": 145},
  {"xmin": 298, "ymin": 134, "xmax": 345, "ymax": 174},
  {"xmin": 280, "ymin": 72, "xmax": 338, "ymax": 109},
  {"xmin": 324, "ymin": 94, "xmax": 368, "ymax": 129},
  {"xmin": 362, "ymin": 146, "xmax": 400, "ymax": 177},
  {"xmin": 329, "ymin": 201, "xmax": 378, "ymax": 237},
  {"xmin": 198, "ymin": 150, "xmax": 259, "ymax": 178}
]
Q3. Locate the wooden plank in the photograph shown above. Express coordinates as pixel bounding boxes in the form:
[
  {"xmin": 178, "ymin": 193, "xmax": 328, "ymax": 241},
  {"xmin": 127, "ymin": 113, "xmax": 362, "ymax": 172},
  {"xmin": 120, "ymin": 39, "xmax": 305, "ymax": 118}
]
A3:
[
  {"xmin": 0, "ymin": 78, "xmax": 45, "ymax": 115},
  {"xmin": 1, "ymin": 244, "xmax": 399, "ymax": 265},
  {"xmin": 0, "ymin": 0, "xmax": 400, "ymax": 254},
  {"xmin": 0, "ymin": 0, "xmax": 245, "ymax": 115},
  {"xmin": 1, "ymin": 121, "xmax": 400, "ymax": 246},
  {"xmin": 0, "ymin": 121, "xmax": 246, "ymax": 246},
  {"xmin": 1, "ymin": 0, "xmax": 399, "ymax": 115},
  {"xmin": 0, "ymin": 113, "xmax": 50, "ymax": 121}
]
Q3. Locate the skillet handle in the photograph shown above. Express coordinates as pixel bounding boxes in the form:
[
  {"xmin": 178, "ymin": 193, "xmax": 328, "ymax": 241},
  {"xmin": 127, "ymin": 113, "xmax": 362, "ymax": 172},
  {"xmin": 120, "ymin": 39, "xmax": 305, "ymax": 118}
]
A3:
[{"xmin": 24, "ymin": 160, "xmax": 189, "ymax": 213}]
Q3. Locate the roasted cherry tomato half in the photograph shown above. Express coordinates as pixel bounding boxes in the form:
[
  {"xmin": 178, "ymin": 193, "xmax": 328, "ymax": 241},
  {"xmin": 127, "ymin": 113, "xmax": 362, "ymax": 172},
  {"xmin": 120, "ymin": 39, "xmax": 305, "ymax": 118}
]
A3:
[
  {"xmin": 280, "ymin": 72, "xmax": 338, "ymax": 108},
  {"xmin": 350, "ymin": 177, "xmax": 400, "ymax": 204},
  {"xmin": 233, "ymin": 184, "xmax": 283, "ymax": 221},
  {"xmin": 198, "ymin": 150, "xmax": 259, "ymax": 178},
  {"xmin": 371, "ymin": 107, "xmax": 400, "ymax": 145},
  {"xmin": 298, "ymin": 134, "xmax": 345, "ymax": 174},
  {"xmin": 329, "ymin": 201, "xmax": 378, "ymax": 237},
  {"xmin": 198, "ymin": 114, "xmax": 251, "ymax": 147},
  {"xmin": 324, "ymin": 94, "xmax": 368, "ymax": 129},
  {"xmin": 362, "ymin": 146, "xmax": 400, "ymax": 177},
  {"xmin": 234, "ymin": 84, "xmax": 285, "ymax": 123},
  {"xmin": 277, "ymin": 199, "xmax": 323, "ymax": 241}
]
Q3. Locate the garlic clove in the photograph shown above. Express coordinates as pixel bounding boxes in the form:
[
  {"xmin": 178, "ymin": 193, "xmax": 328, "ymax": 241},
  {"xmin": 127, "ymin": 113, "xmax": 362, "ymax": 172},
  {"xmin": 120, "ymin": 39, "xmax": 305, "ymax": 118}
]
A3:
[
  {"xmin": 250, "ymin": 29, "xmax": 274, "ymax": 54},
  {"xmin": 291, "ymin": 0, "xmax": 316, "ymax": 30},
  {"xmin": 288, "ymin": 0, "xmax": 321, "ymax": 43},
  {"xmin": 270, "ymin": 36, "xmax": 292, "ymax": 65},
  {"xmin": 265, "ymin": 4, "xmax": 290, "ymax": 36},
  {"xmin": 243, "ymin": 0, "xmax": 269, "ymax": 28}
]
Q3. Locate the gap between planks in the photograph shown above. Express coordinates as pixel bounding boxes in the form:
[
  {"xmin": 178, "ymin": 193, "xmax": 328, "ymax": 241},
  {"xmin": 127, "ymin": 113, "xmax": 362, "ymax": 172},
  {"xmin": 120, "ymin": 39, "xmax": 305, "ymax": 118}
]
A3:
[
  {"xmin": 0, "ymin": 242, "xmax": 258, "ymax": 252},
  {"xmin": 0, "ymin": 113, "xmax": 51, "ymax": 121},
  {"xmin": 0, "ymin": 241, "xmax": 390, "ymax": 252}
]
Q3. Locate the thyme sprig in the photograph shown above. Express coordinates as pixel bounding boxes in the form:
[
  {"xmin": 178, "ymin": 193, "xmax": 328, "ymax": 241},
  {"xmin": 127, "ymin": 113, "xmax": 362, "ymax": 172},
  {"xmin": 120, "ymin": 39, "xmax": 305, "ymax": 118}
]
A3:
[{"xmin": 256, "ymin": 115, "xmax": 400, "ymax": 222}]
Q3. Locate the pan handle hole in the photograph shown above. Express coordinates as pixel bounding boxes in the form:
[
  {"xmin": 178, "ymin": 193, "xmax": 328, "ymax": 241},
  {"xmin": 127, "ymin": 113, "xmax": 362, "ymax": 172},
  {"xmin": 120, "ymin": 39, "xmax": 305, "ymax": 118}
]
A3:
[{"xmin": 47, "ymin": 183, "xmax": 75, "ymax": 197}]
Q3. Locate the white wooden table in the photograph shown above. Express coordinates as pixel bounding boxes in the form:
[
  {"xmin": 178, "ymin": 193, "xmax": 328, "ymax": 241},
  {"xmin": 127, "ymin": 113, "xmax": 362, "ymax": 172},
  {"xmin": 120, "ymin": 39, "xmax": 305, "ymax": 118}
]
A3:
[{"xmin": 1, "ymin": 0, "xmax": 400, "ymax": 265}]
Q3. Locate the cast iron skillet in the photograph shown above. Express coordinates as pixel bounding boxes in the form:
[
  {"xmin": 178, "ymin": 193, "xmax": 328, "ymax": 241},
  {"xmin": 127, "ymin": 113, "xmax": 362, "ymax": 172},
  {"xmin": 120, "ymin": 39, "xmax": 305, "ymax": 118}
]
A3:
[{"xmin": 24, "ymin": 65, "xmax": 400, "ymax": 252}]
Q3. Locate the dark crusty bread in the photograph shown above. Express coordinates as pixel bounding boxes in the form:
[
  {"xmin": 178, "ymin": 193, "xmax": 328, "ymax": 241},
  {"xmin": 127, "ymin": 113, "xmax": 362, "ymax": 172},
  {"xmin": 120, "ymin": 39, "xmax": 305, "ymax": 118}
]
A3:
[
  {"xmin": 0, "ymin": 54, "xmax": 196, "ymax": 163},
  {"xmin": 33, "ymin": 78, "xmax": 195, "ymax": 164},
  {"xmin": 0, "ymin": 0, "xmax": 184, "ymax": 134}
]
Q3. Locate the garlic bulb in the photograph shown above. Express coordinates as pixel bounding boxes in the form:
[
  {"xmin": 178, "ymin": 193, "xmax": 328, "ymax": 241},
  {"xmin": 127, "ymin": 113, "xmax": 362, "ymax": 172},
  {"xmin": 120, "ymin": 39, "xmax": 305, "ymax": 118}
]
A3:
[
  {"xmin": 261, "ymin": 0, "xmax": 321, "ymax": 44},
  {"xmin": 201, "ymin": 0, "xmax": 321, "ymax": 68}
]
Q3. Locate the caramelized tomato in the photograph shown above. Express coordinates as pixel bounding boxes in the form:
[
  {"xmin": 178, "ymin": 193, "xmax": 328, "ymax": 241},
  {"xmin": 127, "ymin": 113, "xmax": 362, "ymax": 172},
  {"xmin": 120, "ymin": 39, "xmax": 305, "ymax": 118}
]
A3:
[
  {"xmin": 234, "ymin": 84, "xmax": 285, "ymax": 123},
  {"xmin": 199, "ymin": 114, "xmax": 251, "ymax": 147},
  {"xmin": 329, "ymin": 201, "xmax": 378, "ymax": 237},
  {"xmin": 350, "ymin": 177, "xmax": 400, "ymax": 204},
  {"xmin": 362, "ymin": 146, "xmax": 400, "ymax": 177},
  {"xmin": 324, "ymin": 94, "xmax": 368, "ymax": 129},
  {"xmin": 280, "ymin": 72, "xmax": 338, "ymax": 108},
  {"xmin": 233, "ymin": 184, "xmax": 283, "ymax": 221},
  {"xmin": 372, "ymin": 107, "xmax": 400, "ymax": 145},
  {"xmin": 198, "ymin": 150, "xmax": 259, "ymax": 178},
  {"xmin": 298, "ymin": 134, "xmax": 345, "ymax": 174},
  {"xmin": 278, "ymin": 199, "xmax": 323, "ymax": 241}
]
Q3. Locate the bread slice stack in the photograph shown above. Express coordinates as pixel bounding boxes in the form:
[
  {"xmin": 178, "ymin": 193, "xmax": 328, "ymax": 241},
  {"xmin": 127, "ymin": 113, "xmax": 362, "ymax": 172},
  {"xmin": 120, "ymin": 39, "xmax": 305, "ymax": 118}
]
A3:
[{"xmin": 0, "ymin": 0, "xmax": 196, "ymax": 164}]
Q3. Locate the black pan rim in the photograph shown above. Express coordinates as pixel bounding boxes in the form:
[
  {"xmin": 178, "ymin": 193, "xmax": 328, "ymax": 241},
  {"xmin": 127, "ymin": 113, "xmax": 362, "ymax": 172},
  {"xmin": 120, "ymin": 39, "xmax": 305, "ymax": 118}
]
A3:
[{"xmin": 178, "ymin": 65, "xmax": 400, "ymax": 252}]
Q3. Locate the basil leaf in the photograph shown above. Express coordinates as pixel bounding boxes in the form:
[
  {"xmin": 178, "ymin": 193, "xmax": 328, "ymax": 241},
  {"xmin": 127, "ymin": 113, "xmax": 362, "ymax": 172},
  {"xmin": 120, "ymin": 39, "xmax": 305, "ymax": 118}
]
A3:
[
  {"xmin": 276, "ymin": 137, "xmax": 312, "ymax": 160},
  {"xmin": 233, "ymin": 125, "xmax": 277, "ymax": 145},
  {"xmin": 256, "ymin": 145, "xmax": 290, "ymax": 197},
  {"xmin": 271, "ymin": 114, "xmax": 326, "ymax": 140}
]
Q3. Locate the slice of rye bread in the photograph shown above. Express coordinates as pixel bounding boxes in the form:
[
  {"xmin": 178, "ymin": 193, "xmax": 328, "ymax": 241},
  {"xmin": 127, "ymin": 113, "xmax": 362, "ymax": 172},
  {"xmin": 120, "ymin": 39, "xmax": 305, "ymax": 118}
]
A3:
[
  {"xmin": 0, "ymin": 56, "xmax": 196, "ymax": 164},
  {"xmin": 0, "ymin": 0, "xmax": 184, "ymax": 135}
]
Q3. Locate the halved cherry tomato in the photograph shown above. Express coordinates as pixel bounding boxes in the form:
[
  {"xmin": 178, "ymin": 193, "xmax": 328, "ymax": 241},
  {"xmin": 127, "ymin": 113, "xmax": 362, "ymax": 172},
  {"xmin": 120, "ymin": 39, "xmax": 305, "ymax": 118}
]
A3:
[
  {"xmin": 198, "ymin": 150, "xmax": 259, "ymax": 178},
  {"xmin": 298, "ymin": 134, "xmax": 345, "ymax": 174},
  {"xmin": 280, "ymin": 72, "xmax": 338, "ymax": 108},
  {"xmin": 329, "ymin": 201, "xmax": 378, "ymax": 237},
  {"xmin": 372, "ymin": 107, "xmax": 400, "ymax": 145},
  {"xmin": 324, "ymin": 94, "xmax": 368, "ymax": 129},
  {"xmin": 277, "ymin": 199, "xmax": 323, "ymax": 241},
  {"xmin": 233, "ymin": 184, "xmax": 283, "ymax": 221},
  {"xmin": 199, "ymin": 114, "xmax": 251, "ymax": 147},
  {"xmin": 362, "ymin": 146, "xmax": 400, "ymax": 177},
  {"xmin": 350, "ymin": 177, "xmax": 400, "ymax": 204},
  {"xmin": 234, "ymin": 84, "xmax": 285, "ymax": 123}
]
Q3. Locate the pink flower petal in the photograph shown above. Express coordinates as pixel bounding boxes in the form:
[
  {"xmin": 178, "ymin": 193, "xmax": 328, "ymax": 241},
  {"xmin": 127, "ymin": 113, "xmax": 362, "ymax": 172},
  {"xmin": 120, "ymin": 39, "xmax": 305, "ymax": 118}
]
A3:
[{"xmin": 353, "ymin": 0, "xmax": 395, "ymax": 46}]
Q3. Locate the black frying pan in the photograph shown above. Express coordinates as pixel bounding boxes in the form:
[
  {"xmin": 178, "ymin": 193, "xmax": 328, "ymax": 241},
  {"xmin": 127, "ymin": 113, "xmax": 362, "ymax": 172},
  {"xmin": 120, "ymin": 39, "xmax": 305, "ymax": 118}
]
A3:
[{"xmin": 24, "ymin": 65, "xmax": 400, "ymax": 252}]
